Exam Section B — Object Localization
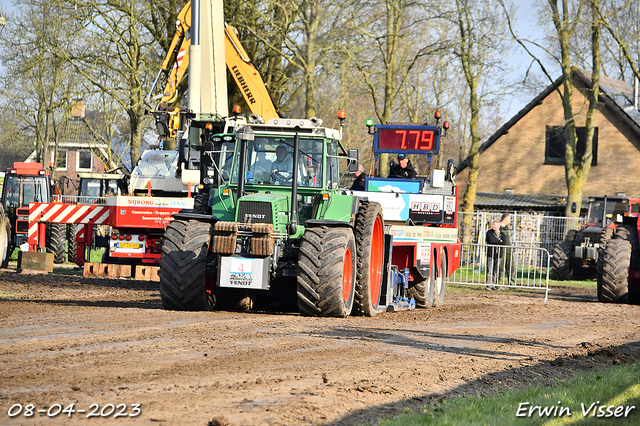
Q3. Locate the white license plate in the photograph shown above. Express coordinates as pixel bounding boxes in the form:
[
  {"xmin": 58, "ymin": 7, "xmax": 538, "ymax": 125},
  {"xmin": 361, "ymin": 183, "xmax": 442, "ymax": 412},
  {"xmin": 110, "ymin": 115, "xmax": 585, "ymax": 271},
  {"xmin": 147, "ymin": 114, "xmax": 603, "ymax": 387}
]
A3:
[{"xmin": 219, "ymin": 257, "xmax": 269, "ymax": 290}]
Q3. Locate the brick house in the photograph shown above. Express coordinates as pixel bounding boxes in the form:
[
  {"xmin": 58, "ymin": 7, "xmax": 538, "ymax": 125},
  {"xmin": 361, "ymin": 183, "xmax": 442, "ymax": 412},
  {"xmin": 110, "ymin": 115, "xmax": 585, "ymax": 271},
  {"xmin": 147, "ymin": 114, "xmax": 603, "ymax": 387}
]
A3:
[
  {"xmin": 456, "ymin": 68, "xmax": 640, "ymax": 213},
  {"xmin": 25, "ymin": 100, "xmax": 117, "ymax": 195}
]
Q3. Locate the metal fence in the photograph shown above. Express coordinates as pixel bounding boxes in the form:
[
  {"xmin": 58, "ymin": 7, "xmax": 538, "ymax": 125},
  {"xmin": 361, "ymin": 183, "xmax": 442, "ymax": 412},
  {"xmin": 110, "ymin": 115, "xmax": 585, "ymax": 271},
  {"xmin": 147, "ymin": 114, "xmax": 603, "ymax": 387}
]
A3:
[
  {"xmin": 458, "ymin": 211, "xmax": 585, "ymax": 252},
  {"xmin": 448, "ymin": 243, "xmax": 551, "ymax": 302}
]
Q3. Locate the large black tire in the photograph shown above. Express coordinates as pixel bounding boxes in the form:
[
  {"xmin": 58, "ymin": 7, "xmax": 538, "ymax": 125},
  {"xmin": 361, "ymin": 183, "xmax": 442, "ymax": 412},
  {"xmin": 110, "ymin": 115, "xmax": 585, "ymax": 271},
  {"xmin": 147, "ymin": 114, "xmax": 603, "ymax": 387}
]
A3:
[
  {"xmin": 566, "ymin": 230, "xmax": 578, "ymax": 241},
  {"xmin": 599, "ymin": 227, "xmax": 614, "ymax": 250},
  {"xmin": 353, "ymin": 202, "xmax": 384, "ymax": 317},
  {"xmin": 159, "ymin": 219, "xmax": 214, "ymax": 311},
  {"xmin": 614, "ymin": 225, "xmax": 640, "ymax": 270},
  {"xmin": 0, "ymin": 220, "xmax": 10, "ymax": 268},
  {"xmin": 297, "ymin": 226, "xmax": 356, "ymax": 317},
  {"xmin": 193, "ymin": 190, "xmax": 211, "ymax": 215},
  {"xmin": 46, "ymin": 223, "xmax": 67, "ymax": 264},
  {"xmin": 550, "ymin": 240, "xmax": 574, "ymax": 280},
  {"xmin": 598, "ymin": 238, "xmax": 631, "ymax": 303},
  {"xmin": 407, "ymin": 276, "xmax": 432, "ymax": 308},
  {"xmin": 429, "ymin": 252, "xmax": 448, "ymax": 307},
  {"xmin": 67, "ymin": 225, "xmax": 77, "ymax": 264}
]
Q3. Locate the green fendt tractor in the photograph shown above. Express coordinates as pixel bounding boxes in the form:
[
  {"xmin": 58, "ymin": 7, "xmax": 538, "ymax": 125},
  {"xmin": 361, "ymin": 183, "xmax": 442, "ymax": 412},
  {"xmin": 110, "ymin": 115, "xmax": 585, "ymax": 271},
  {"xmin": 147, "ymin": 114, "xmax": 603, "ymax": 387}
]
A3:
[{"xmin": 159, "ymin": 113, "xmax": 390, "ymax": 317}]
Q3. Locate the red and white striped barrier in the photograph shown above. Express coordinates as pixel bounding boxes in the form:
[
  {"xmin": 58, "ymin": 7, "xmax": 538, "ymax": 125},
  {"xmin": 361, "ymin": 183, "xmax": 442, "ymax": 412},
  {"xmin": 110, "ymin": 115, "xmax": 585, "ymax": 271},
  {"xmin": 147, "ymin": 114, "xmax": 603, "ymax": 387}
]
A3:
[{"xmin": 28, "ymin": 203, "xmax": 110, "ymax": 246}]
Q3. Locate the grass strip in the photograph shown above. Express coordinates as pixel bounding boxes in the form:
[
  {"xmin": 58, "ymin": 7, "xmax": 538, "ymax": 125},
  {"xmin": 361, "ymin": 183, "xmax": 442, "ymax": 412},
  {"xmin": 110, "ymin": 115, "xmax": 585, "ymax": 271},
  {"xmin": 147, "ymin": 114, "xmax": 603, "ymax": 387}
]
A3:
[{"xmin": 378, "ymin": 360, "xmax": 639, "ymax": 426}]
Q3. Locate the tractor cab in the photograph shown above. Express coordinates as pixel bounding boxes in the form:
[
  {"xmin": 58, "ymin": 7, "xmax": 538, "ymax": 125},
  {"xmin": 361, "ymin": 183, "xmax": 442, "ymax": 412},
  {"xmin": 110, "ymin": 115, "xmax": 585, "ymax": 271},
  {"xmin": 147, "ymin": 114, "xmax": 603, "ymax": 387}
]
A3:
[
  {"xmin": 1, "ymin": 163, "xmax": 54, "ymax": 249},
  {"xmin": 77, "ymin": 172, "xmax": 129, "ymax": 203},
  {"xmin": 585, "ymin": 196, "xmax": 632, "ymax": 229}
]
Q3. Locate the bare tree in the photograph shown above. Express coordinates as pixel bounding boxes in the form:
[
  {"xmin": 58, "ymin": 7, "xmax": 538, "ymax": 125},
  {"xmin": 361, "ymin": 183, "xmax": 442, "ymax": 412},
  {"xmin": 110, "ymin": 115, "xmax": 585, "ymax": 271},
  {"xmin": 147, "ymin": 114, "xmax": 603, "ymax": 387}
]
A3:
[
  {"xmin": 0, "ymin": 0, "xmax": 79, "ymax": 166},
  {"xmin": 448, "ymin": 0, "xmax": 516, "ymax": 240},
  {"xmin": 54, "ymin": 0, "xmax": 160, "ymax": 166}
]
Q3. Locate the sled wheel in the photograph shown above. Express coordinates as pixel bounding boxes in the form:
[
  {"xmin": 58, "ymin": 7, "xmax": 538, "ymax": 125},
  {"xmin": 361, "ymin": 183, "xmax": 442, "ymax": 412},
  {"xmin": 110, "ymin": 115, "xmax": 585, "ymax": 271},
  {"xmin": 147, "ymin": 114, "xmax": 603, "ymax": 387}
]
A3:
[{"xmin": 429, "ymin": 252, "xmax": 448, "ymax": 307}]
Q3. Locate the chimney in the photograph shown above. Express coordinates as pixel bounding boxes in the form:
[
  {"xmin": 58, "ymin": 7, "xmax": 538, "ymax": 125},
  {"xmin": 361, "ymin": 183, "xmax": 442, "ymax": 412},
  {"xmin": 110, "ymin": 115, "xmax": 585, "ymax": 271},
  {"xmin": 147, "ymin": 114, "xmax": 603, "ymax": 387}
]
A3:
[{"xmin": 72, "ymin": 99, "xmax": 86, "ymax": 119}]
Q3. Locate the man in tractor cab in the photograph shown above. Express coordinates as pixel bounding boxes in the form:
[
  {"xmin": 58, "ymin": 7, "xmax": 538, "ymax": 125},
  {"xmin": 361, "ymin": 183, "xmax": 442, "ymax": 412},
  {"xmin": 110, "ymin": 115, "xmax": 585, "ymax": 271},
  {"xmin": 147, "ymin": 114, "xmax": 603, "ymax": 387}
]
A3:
[
  {"xmin": 271, "ymin": 144, "xmax": 294, "ymax": 183},
  {"xmin": 388, "ymin": 153, "xmax": 417, "ymax": 179}
]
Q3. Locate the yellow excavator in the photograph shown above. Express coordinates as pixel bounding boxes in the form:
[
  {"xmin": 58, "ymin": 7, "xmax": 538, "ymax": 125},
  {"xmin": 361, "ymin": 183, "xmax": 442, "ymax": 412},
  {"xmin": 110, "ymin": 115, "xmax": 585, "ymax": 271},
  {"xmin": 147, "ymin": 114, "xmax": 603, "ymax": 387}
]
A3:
[{"xmin": 145, "ymin": 1, "xmax": 280, "ymax": 139}]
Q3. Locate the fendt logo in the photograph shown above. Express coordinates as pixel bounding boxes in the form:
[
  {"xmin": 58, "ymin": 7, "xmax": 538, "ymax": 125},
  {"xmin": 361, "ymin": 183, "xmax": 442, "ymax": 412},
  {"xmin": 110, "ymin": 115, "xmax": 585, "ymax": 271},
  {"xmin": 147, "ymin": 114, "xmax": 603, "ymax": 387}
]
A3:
[{"xmin": 244, "ymin": 213, "xmax": 266, "ymax": 222}]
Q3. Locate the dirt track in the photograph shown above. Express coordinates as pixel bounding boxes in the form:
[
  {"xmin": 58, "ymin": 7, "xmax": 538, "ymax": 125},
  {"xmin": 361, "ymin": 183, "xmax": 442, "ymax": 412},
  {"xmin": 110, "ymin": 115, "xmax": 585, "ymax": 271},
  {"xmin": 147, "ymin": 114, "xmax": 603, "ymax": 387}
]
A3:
[{"xmin": 1, "ymin": 267, "xmax": 639, "ymax": 426}]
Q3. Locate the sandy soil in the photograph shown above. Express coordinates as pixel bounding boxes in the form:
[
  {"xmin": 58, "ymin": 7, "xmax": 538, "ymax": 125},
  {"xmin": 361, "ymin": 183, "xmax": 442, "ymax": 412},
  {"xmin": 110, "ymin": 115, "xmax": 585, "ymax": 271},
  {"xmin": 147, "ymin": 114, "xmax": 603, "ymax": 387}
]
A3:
[{"xmin": 0, "ymin": 267, "xmax": 639, "ymax": 426}]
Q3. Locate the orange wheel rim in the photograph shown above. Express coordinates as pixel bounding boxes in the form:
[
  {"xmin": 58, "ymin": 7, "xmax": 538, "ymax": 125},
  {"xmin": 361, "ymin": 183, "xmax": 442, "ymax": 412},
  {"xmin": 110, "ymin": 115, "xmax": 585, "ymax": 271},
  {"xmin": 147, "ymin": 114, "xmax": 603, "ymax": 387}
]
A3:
[
  {"xmin": 370, "ymin": 216, "xmax": 384, "ymax": 305},
  {"xmin": 343, "ymin": 246, "xmax": 353, "ymax": 302}
]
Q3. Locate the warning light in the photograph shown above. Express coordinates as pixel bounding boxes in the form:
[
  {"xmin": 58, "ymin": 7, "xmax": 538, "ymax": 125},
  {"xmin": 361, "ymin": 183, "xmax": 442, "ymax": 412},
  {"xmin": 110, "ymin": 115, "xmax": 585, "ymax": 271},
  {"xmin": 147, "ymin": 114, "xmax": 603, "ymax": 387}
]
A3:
[
  {"xmin": 232, "ymin": 105, "xmax": 242, "ymax": 114},
  {"xmin": 337, "ymin": 110, "xmax": 346, "ymax": 120}
]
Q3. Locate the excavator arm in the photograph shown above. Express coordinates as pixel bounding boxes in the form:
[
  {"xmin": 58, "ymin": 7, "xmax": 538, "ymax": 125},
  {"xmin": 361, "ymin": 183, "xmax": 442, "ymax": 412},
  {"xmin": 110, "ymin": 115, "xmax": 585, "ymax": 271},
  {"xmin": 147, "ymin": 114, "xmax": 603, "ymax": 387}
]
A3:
[{"xmin": 146, "ymin": 1, "xmax": 280, "ymax": 139}]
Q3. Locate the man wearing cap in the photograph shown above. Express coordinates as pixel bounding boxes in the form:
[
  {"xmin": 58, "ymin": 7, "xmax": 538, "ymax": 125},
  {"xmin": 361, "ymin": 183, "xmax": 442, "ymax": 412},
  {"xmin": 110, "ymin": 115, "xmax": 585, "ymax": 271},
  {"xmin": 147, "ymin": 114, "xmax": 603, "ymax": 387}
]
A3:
[
  {"xmin": 350, "ymin": 164, "xmax": 366, "ymax": 191},
  {"xmin": 388, "ymin": 153, "xmax": 417, "ymax": 179}
]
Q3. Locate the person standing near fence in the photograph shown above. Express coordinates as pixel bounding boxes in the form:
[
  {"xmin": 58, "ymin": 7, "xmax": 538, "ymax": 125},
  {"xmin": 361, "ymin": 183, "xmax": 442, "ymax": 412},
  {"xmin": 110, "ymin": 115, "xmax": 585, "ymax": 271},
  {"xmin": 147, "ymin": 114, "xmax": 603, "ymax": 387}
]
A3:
[
  {"xmin": 486, "ymin": 220, "xmax": 507, "ymax": 290},
  {"xmin": 500, "ymin": 213, "xmax": 516, "ymax": 285}
]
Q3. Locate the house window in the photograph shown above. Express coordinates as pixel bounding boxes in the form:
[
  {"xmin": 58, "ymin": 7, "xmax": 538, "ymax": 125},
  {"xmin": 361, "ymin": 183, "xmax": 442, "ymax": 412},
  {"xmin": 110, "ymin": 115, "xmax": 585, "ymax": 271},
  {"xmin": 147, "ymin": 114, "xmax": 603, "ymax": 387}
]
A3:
[
  {"xmin": 53, "ymin": 149, "xmax": 68, "ymax": 171},
  {"xmin": 545, "ymin": 126, "xmax": 598, "ymax": 166},
  {"xmin": 77, "ymin": 150, "xmax": 93, "ymax": 171}
]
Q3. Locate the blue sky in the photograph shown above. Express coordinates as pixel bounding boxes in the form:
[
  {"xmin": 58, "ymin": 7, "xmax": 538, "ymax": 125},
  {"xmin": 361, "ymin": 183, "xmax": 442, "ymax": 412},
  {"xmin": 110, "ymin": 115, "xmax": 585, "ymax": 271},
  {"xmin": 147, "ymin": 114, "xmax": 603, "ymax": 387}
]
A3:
[{"xmin": 0, "ymin": 0, "xmax": 552, "ymax": 121}]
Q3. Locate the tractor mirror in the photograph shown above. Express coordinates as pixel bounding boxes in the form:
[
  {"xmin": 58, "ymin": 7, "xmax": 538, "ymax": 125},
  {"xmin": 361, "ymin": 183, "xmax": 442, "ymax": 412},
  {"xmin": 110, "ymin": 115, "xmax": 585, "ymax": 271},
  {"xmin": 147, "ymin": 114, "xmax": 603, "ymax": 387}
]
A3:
[{"xmin": 347, "ymin": 149, "xmax": 359, "ymax": 173}]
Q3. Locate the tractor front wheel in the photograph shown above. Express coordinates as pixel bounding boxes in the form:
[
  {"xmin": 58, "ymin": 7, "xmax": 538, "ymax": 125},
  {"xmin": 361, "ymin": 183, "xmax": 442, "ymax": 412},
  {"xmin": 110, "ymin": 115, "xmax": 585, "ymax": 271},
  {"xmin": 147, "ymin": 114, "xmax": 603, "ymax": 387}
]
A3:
[
  {"xmin": 159, "ymin": 219, "xmax": 214, "ymax": 311},
  {"xmin": 353, "ymin": 202, "xmax": 384, "ymax": 316},
  {"xmin": 297, "ymin": 226, "xmax": 356, "ymax": 317},
  {"xmin": 598, "ymin": 238, "xmax": 631, "ymax": 303},
  {"xmin": 550, "ymin": 240, "xmax": 574, "ymax": 280},
  {"xmin": 47, "ymin": 223, "xmax": 67, "ymax": 264},
  {"xmin": 67, "ymin": 225, "xmax": 77, "ymax": 264}
]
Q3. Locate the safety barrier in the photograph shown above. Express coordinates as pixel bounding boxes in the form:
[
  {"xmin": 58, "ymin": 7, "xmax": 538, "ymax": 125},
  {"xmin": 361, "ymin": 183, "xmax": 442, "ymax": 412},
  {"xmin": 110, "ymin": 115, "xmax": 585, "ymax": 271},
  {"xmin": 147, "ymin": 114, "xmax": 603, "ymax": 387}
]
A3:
[
  {"xmin": 458, "ymin": 211, "xmax": 585, "ymax": 252},
  {"xmin": 447, "ymin": 243, "xmax": 550, "ymax": 303}
]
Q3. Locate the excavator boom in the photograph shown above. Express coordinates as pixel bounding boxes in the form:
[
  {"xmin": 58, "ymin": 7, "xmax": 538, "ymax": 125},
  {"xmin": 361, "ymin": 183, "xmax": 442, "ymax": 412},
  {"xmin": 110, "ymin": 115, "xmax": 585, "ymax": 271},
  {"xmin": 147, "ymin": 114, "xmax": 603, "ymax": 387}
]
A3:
[{"xmin": 146, "ymin": 0, "xmax": 280, "ymax": 139}]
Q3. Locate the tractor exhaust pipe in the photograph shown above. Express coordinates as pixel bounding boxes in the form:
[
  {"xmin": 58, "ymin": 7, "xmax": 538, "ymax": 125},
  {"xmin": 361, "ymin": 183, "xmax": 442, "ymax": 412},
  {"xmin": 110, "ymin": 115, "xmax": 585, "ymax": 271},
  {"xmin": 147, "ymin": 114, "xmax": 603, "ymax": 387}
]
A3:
[
  {"xmin": 236, "ymin": 126, "xmax": 254, "ymax": 201},
  {"xmin": 288, "ymin": 127, "xmax": 300, "ymax": 235}
]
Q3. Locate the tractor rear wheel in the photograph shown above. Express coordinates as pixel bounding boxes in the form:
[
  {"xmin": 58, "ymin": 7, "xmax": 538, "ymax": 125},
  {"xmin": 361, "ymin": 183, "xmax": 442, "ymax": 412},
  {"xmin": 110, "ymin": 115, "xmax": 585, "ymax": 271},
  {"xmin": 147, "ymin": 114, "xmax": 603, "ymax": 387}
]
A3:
[
  {"xmin": 67, "ymin": 225, "xmax": 77, "ymax": 264},
  {"xmin": 550, "ymin": 240, "xmax": 574, "ymax": 280},
  {"xmin": 159, "ymin": 219, "xmax": 214, "ymax": 311},
  {"xmin": 0, "ymin": 220, "xmax": 10, "ymax": 268},
  {"xmin": 429, "ymin": 252, "xmax": 448, "ymax": 307},
  {"xmin": 46, "ymin": 223, "xmax": 67, "ymax": 264},
  {"xmin": 297, "ymin": 226, "xmax": 356, "ymax": 317},
  {"xmin": 353, "ymin": 202, "xmax": 384, "ymax": 316},
  {"xmin": 598, "ymin": 238, "xmax": 631, "ymax": 303}
]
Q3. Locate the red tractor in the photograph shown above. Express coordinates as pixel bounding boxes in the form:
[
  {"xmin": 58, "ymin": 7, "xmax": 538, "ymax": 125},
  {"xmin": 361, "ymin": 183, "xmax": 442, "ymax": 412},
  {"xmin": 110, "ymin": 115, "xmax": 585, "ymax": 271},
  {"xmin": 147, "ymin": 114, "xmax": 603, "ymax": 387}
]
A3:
[
  {"xmin": 595, "ymin": 196, "xmax": 640, "ymax": 303},
  {"xmin": 1, "ymin": 162, "xmax": 66, "ymax": 263},
  {"xmin": 551, "ymin": 196, "xmax": 632, "ymax": 281}
]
